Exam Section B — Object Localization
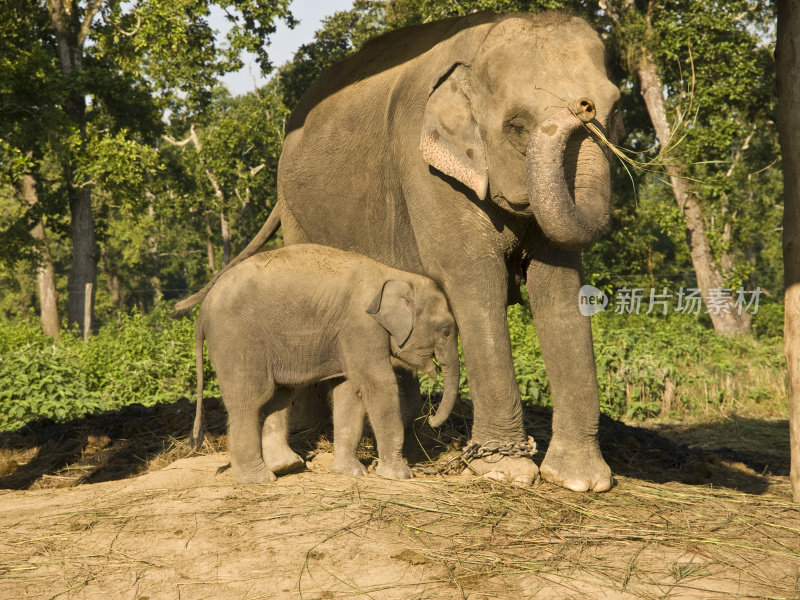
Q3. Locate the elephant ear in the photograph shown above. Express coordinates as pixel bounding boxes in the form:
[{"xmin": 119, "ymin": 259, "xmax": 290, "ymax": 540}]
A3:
[
  {"xmin": 420, "ymin": 63, "xmax": 488, "ymax": 199},
  {"xmin": 366, "ymin": 280, "xmax": 414, "ymax": 348}
]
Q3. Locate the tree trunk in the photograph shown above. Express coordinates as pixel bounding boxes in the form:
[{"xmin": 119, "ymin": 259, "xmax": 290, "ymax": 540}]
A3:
[
  {"xmin": 67, "ymin": 187, "xmax": 97, "ymax": 334},
  {"xmin": 202, "ymin": 154, "xmax": 230, "ymax": 267},
  {"xmin": 20, "ymin": 172, "xmax": 59, "ymax": 338},
  {"xmin": 720, "ymin": 220, "xmax": 734, "ymax": 276},
  {"xmin": 147, "ymin": 203, "xmax": 162, "ymax": 299},
  {"xmin": 220, "ymin": 210, "xmax": 231, "ymax": 266},
  {"xmin": 777, "ymin": 0, "xmax": 800, "ymax": 502},
  {"xmin": 106, "ymin": 271, "xmax": 122, "ymax": 310},
  {"xmin": 636, "ymin": 52, "xmax": 751, "ymax": 335},
  {"xmin": 47, "ymin": 0, "xmax": 101, "ymax": 334},
  {"xmin": 204, "ymin": 213, "xmax": 218, "ymax": 275}
]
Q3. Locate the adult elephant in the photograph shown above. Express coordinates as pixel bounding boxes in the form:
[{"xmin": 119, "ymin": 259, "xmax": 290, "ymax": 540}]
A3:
[{"xmin": 176, "ymin": 11, "xmax": 623, "ymax": 492}]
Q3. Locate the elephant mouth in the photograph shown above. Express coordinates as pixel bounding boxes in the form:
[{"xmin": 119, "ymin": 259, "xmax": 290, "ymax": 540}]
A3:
[
  {"xmin": 506, "ymin": 196, "xmax": 531, "ymax": 210},
  {"xmin": 525, "ymin": 103, "xmax": 612, "ymax": 250}
]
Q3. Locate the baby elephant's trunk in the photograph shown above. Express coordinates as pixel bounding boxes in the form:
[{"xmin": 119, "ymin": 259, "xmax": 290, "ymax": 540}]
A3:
[{"xmin": 428, "ymin": 329, "xmax": 460, "ymax": 428}]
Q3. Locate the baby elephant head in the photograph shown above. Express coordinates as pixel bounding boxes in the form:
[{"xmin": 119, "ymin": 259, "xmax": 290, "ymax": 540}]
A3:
[{"xmin": 367, "ymin": 279, "xmax": 459, "ymax": 428}]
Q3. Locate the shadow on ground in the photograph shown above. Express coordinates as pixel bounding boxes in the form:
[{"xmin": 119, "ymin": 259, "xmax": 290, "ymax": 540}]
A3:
[
  {"xmin": 0, "ymin": 398, "xmax": 228, "ymax": 489},
  {"xmin": 0, "ymin": 397, "xmax": 789, "ymax": 494},
  {"xmin": 434, "ymin": 403, "xmax": 787, "ymax": 495}
]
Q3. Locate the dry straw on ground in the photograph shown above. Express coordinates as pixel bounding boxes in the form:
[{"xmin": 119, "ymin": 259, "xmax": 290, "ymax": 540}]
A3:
[
  {"xmin": 0, "ymin": 397, "xmax": 797, "ymax": 599},
  {"xmin": 0, "ymin": 456, "xmax": 797, "ymax": 599}
]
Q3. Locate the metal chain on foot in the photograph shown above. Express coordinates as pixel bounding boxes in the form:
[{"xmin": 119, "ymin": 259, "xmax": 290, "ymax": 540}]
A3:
[{"xmin": 417, "ymin": 436, "xmax": 537, "ymax": 476}]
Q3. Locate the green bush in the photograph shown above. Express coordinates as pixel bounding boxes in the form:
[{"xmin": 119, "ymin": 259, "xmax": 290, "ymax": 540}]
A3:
[
  {"xmin": 0, "ymin": 319, "xmax": 103, "ymax": 428},
  {"xmin": 507, "ymin": 305, "xmax": 783, "ymax": 421},
  {"xmin": 751, "ymin": 301, "xmax": 784, "ymax": 340},
  {"xmin": 0, "ymin": 297, "xmax": 785, "ymax": 431},
  {"xmin": 72, "ymin": 302, "xmax": 200, "ymax": 408},
  {"xmin": 0, "ymin": 303, "xmax": 215, "ymax": 432}
]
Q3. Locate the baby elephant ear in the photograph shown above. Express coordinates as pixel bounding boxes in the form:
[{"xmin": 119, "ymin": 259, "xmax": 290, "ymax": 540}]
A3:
[
  {"xmin": 420, "ymin": 63, "xmax": 488, "ymax": 199},
  {"xmin": 366, "ymin": 280, "xmax": 414, "ymax": 348}
]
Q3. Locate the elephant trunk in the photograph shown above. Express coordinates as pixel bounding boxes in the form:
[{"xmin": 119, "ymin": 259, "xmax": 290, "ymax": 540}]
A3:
[
  {"xmin": 526, "ymin": 100, "xmax": 612, "ymax": 250},
  {"xmin": 428, "ymin": 329, "xmax": 460, "ymax": 428}
]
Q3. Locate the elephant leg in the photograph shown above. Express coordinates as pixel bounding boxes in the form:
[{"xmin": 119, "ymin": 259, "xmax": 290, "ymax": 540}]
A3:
[
  {"xmin": 442, "ymin": 270, "xmax": 538, "ymax": 485},
  {"xmin": 330, "ymin": 380, "xmax": 369, "ymax": 476},
  {"xmin": 340, "ymin": 347, "xmax": 412, "ymax": 480},
  {"xmin": 288, "ymin": 383, "xmax": 331, "ymax": 431},
  {"xmin": 261, "ymin": 387, "xmax": 305, "ymax": 475},
  {"xmin": 526, "ymin": 243, "xmax": 612, "ymax": 492},
  {"xmin": 393, "ymin": 365, "xmax": 440, "ymax": 458},
  {"xmin": 367, "ymin": 377, "xmax": 414, "ymax": 480},
  {"xmin": 224, "ymin": 381, "xmax": 276, "ymax": 484}
]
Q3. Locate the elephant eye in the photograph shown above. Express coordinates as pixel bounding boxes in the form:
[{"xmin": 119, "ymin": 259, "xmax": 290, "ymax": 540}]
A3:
[
  {"xmin": 503, "ymin": 116, "xmax": 529, "ymax": 155},
  {"xmin": 441, "ymin": 327, "xmax": 452, "ymax": 338}
]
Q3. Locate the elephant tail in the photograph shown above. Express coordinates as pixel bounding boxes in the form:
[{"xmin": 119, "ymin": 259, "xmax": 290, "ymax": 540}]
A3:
[
  {"xmin": 171, "ymin": 200, "xmax": 283, "ymax": 318},
  {"xmin": 190, "ymin": 314, "xmax": 206, "ymax": 450}
]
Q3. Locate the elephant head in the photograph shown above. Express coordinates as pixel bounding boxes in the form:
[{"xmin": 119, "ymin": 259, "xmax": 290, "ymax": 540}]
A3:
[
  {"xmin": 367, "ymin": 279, "xmax": 459, "ymax": 428},
  {"xmin": 420, "ymin": 14, "xmax": 624, "ymax": 250}
]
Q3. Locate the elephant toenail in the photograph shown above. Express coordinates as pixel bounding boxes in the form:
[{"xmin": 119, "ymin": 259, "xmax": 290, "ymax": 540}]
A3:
[
  {"xmin": 592, "ymin": 477, "xmax": 614, "ymax": 492},
  {"xmin": 562, "ymin": 478, "xmax": 590, "ymax": 492}
]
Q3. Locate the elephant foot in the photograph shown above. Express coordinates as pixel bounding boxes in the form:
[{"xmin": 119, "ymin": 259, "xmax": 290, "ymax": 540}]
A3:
[
  {"xmin": 540, "ymin": 439, "xmax": 613, "ymax": 492},
  {"xmin": 468, "ymin": 456, "xmax": 539, "ymax": 486},
  {"xmin": 330, "ymin": 456, "xmax": 369, "ymax": 477},
  {"xmin": 376, "ymin": 459, "xmax": 414, "ymax": 480},
  {"xmin": 265, "ymin": 449, "xmax": 305, "ymax": 476},
  {"xmin": 233, "ymin": 460, "xmax": 277, "ymax": 484}
]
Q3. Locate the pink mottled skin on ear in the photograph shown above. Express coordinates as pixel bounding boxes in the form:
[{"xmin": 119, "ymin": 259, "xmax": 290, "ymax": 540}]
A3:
[{"xmin": 420, "ymin": 132, "xmax": 488, "ymax": 198}]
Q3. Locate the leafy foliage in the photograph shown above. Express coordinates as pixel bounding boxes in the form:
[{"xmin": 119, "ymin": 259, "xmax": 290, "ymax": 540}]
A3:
[
  {"xmin": 507, "ymin": 304, "xmax": 784, "ymax": 421},
  {"xmin": 0, "ymin": 304, "xmax": 215, "ymax": 431},
  {"xmin": 0, "ymin": 1, "xmax": 787, "ymax": 431},
  {"xmin": 0, "ymin": 301, "xmax": 784, "ymax": 432},
  {"xmin": 603, "ymin": 0, "xmax": 780, "ymax": 297},
  {"xmin": 93, "ymin": 0, "xmax": 296, "ymax": 112},
  {"xmin": 420, "ymin": 295, "xmax": 784, "ymax": 423},
  {"xmin": 277, "ymin": 0, "xmax": 387, "ymax": 111},
  {"xmin": 0, "ymin": 0, "xmax": 296, "ymax": 327},
  {"xmin": 0, "ymin": 319, "xmax": 103, "ymax": 428}
]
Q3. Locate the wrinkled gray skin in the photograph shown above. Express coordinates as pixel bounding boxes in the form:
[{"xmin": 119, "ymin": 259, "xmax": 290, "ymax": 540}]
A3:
[
  {"xmin": 192, "ymin": 244, "xmax": 459, "ymax": 484},
  {"xmin": 177, "ymin": 12, "xmax": 623, "ymax": 491}
]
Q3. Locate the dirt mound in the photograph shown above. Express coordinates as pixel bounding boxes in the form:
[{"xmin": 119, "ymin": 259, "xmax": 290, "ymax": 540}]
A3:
[
  {"xmin": 0, "ymin": 401, "xmax": 796, "ymax": 598},
  {"xmin": 1, "ymin": 452, "xmax": 798, "ymax": 599}
]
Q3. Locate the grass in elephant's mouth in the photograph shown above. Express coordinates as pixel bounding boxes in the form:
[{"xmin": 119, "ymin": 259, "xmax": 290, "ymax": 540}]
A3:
[{"xmin": 542, "ymin": 82, "xmax": 695, "ymax": 187}]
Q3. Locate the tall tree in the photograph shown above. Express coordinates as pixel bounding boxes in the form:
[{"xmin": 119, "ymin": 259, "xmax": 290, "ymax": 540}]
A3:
[
  {"xmin": 0, "ymin": 0, "xmax": 66, "ymax": 335},
  {"xmin": 162, "ymin": 86, "xmax": 287, "ymax": 279},
  {"xmin": 45, "ymin": 0, "xmax": 102, "ymax": 334},
  {"xmin": 776, "ymin": 0, "xmax": 800, "ymax": 502},
  {"xmin": 2, "ymin": 0, "xmax": 294, "ymax": 334},
  {"xmin": 599, "ymin": 0, "xmax": 776, "ymax": 334}
]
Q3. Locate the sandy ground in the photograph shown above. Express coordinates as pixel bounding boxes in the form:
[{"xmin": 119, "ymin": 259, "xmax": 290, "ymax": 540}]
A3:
[
  {"xmin": 1, "ymin": 399, "xmax": 798, "ymax": 599},
  {"xmin": 1, "ymin": 449, "xmax": 798, "ymax": 600}
]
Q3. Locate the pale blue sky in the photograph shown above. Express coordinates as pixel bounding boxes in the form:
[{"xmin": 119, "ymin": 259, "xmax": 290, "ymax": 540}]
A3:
[{"xmin": 211, "ymin": 1, "xmax": 356, "ymax": 96}]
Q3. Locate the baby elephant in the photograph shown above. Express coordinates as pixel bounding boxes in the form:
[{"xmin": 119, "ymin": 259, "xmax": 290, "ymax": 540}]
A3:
[{"xmin": 192, "ymin": 244, "xmax": 459, "ymax": 484}]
